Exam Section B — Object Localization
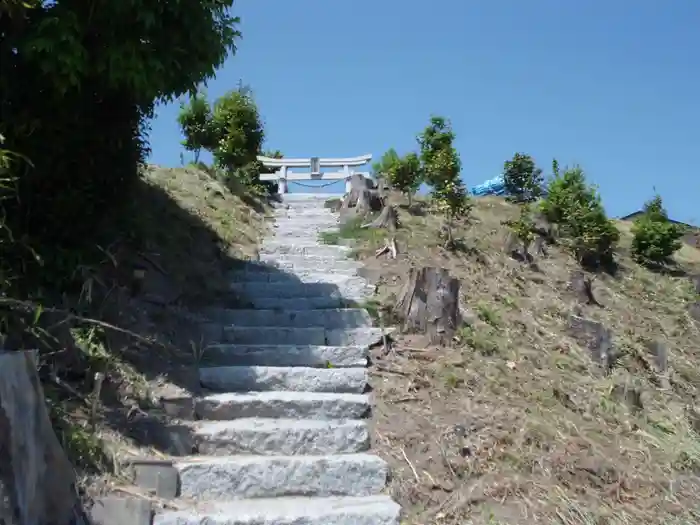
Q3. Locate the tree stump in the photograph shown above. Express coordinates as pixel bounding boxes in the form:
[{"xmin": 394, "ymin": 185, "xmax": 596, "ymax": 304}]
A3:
[
  {"xmin": 395, "ymin": 267, "xmax": 460, "ymax": 345},
  {"xmin": 362, "ymin": 204, "xmax": 398, "ymax": 231},
  {"xmin": 341, "ymin": 174, "xmax": 383, "ymax": 216}
]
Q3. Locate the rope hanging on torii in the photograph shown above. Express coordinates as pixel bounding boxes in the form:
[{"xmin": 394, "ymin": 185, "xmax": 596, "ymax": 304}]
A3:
[{"xmin": 290, "ymin": 179, "xmax": 343, "ymax": 189}]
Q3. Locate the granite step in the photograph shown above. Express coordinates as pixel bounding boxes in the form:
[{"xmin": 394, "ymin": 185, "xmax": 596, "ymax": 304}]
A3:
[
  {"xmin": 153, "ymin": 495, "xmax": 401, "ymax": 525},
  {"xmin": 195, "ymin": 391, "xmax": 371, "ymax": 420},
  {"xmin": 193, "ymin": 418, "xmax": 370, "ymax": 456},
  {"xmin": 199, "ymin": 344, "xmax": 368, "ymax": 368},
  {"xmin": 220, "ymin": 327, "xmax": 387, "ymax": 346},
  {"xmin": 199, "ymin": 365, "xmax": 368, "ymax": 393},
  {"xmin": 175, "ymin": 453, "xmax": 389, "ymax": 500}
]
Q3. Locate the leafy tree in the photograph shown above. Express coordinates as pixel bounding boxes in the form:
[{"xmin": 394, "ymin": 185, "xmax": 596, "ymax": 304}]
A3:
[
  {"xmin": 503, "ymin": 152, "xmax": 543, "ymax": 203},
  {"xmin": 631, "ymin": 195, "xmax": 685, "ymax": 265},
  {"xmin": 540, "ymin": 164, "xmax": 619, "ymax": 268},
  {"xmin": 417, "ymin": 117, "xmax": 471, "ymax": 247},
  {"xmin": 417, "ymin": 116, "xmax": 459, "ymax": 188},
  {"xmin": 374, "ymin": 149, "xmax": 423, "ymax": 206},
  {"xmin": 209, "ymin": 89, "xmax": 265, "ymax": 175},
  {"xmin": 0, "ymin": 0, "xmax": 241, "ymax": 284},
  {"xmin": 177, "ymin": 89, "xmax": 214, "ymax": 163}
]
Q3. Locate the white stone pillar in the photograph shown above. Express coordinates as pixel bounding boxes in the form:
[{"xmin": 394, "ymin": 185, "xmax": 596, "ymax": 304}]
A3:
[
  {"xmin": 344, "ymin": 166, "xmax": 353, "ymax": 194},
  {"xmin": 277, "ymin": 166, "xmax": 288, "ymax": 194}
]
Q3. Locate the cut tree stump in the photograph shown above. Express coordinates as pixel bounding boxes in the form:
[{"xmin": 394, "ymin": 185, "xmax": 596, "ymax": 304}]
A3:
[
  {"xmin": 341, "ymin": 174, "xmax": 383, "ymax": 216},
  {"xmin": 361, "ymin": 205, "xmax": 398, "ymax": 231},
  {"xmin": 395, "ymin": 267, "xmax": 460, "ymax": 345}
]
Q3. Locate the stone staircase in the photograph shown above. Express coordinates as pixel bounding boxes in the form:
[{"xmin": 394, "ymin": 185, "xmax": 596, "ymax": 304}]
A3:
[{"xmin": 154, "ymin": 194, "xmax": 401, "ymax": 524}]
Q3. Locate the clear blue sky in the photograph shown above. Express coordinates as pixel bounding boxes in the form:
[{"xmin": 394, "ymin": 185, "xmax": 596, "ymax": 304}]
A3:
[{"xmin": 148, "ymin": 0, "xmax": 699, "ymax": 223}]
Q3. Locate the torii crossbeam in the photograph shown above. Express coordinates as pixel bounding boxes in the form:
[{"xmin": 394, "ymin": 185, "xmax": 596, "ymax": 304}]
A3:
[{"xmin": 257, "ymin": 154, "xmax": 373, "ymax": 194}]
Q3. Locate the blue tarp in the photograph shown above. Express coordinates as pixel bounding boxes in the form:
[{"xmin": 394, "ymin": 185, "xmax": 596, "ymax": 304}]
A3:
[{"xmin": 470, "ymin": 175, "xmax": 507, "ymax": 196}]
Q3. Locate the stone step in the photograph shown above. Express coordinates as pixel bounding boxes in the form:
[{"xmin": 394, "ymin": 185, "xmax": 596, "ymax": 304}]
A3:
[
  {"xmin": 221, "ymin": 327, "xmax": 386, "ymax": 346},
  {"xmin": 154, "ymin": 495, "xmax": 401, "ymax": 525},
  {"xmin": 203, "ymin": 308, "xmax": 371, "ymax": 329},
  {"xmin": 195, "ymin": 391, "xmax": 371, "ymax": 420},
  {"xmin": 200, "ymin": 344, "xmax": 368, "ymax": 368},
  {"xmin": 230, "ymin": 282, "xmax": 343, "ymax": 299},
  {"xmin": 259, "ymin": 259, "xmax": 362, "ymax": 273},
  {"xmin": 250, "ymin": 296, "xmax": 344, "ymax": 310},
  {"xmin": 175, "ymin": 453, "xmax": 389, "ymax": 500},
  {"xmin": 194, "ymin": 418, "xmax": 370, "ymax": 455},
  {"xmin": 259, "ymin": 244, "xmax": 350, "ymax": 256},
  {"xmin": 199, "ymin": 365, "xmax": 368, "ymax": 393},
  {"xmin": 229, "ymin": 272, "xmax": 365, "ymax": 285}
]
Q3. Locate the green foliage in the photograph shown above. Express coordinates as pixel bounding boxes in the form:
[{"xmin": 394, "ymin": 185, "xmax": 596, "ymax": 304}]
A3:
[
  {"xmin": 374, "ymin": 149, "xmax": 423, "ymax": 204},
  {"xmin": 540, "ymin": 164, "xmax": 619, "ymax": 268},
  {"xmin": 416, "ymin": 117, "xmax": 471, "ymax": 247},
  {"xmin": 631, "ymin": 195, "xmax": 686, "ymax": 265},
  {"xmin": 0, "ymin": 0, "xmax": 241, "ymax": 291},
  {"xmin": 503, "ymin": 152, "xmax": 543, "ymax": 203},
  {"xmin": 177, "ymin": 87, "xmax": 271, "ymax": 191},
  {"xmin": 177, "ymin": 89, "xmax": 214, "ymax": 162},
  {"xmin": 209, "ymin": 89, "xmax": 265, "ymax": 173},
  {"xmin": 417, "ymin": 116, "xmax": 461, "ymax": 188},
  {"xmin": 503, "ymin": 204, "xmax": 537, "ymax": 245}
]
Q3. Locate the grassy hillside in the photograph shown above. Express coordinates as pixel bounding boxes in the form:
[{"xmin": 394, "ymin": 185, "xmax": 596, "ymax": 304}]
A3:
[
  {"xmin": 37, "ymin": 164, "xmax": 270, "ymax": 491},
  {"xmin": 331, "ymin": 195, "xmax": 700, "ymax": 525}
]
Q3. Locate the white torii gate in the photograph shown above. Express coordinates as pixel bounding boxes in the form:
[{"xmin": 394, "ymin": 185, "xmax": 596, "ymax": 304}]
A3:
[{"xmin": 257, "ymin": 154, "xmax": 373, "ymax": 194}]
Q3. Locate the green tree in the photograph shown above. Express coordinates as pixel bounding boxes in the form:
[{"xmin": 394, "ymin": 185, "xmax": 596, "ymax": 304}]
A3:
[
  {"xmin": 631, "ymin": 195, "xmax": 685, "ymax": 265},
  {"xmin": 209, "ymin": 89, "xmax": 265, "ymax": 175},
  {"xmin": 374, "ymin": 149, "xmax": 423, "ymax": 206},
  {"xmin": 177, "ymin": 89, "xmax": 214, "ymax": 163},
  {"xmin": 503, "ymin": 152, "xmax": 543, "ymax": 203},
  {"xmin": 0, "ymin": 0, "xmax": 241, "ymax": 277},
  {"xmin": 417, "ymin": 117, "xmax": 471, "ymax": 247},
  {"xmin": 540, "ymin": 164, "xmax": 619, "ymax": 268},
  {"xmin": 417, "ymin": 116, "xmax": 459, "ymax": 188}
]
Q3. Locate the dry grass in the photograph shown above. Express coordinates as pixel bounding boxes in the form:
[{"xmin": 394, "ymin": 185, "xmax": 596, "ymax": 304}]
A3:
[
  {"xmin": 46, "ymin": 164, "xmax": 270, "ymax": 487},
  {"xmin": 344, "ymin": 195, "xmax": 700, "ymax": 524}
]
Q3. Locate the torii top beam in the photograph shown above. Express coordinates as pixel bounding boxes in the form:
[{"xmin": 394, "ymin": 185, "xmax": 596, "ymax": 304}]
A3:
[{"xmin": 256, "ymin": 154, "xmax": 372, "ymax": 168}]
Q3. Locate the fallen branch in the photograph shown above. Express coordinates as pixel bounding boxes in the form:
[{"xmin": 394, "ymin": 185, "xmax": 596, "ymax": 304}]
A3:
[
  {"xmin": 375, "ymin": 237, "xmax": 398, "ymax": 259},
  {"xmin": 401, "ymin": 447, "xmax": 421, "ymax": 483}
]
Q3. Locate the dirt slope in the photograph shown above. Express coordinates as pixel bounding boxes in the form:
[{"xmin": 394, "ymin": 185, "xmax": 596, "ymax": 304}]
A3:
[
  {"xmin": 45, "ymin": 164, "xmax": 270, "ymax": 493},
  {"xmin": 332, "ymin": 195, "xmax": 700, "ymax": 525}
]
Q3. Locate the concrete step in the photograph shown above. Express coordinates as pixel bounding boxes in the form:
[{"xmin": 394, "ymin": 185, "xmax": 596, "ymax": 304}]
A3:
[
  {"xmin": 259, "ymin": 244, "xmax": 350, "ymax": 256},
  {"xmin": 221, "ymin": 327, "xmax": 387, "ymax": 346},
  {"xmin": 200, "ymin": 344, "xmax": 368, "ymax": 368},
  {"xmin": 250, "ymin": 296, "xmax": 344, "ymax": 310},
  {"xmin": 154, "ymin": 495, "xmax": 401, "ymax": 525},
  {"xmin": 194, "ymin": 418, "xmax": 370, "ymax": 455},
  {"xmin": 230, "ymin": 282, "xmax": 342, "ymax": 299},
  {"xmin": 195, "ymin": 391, "xmax": 371, "ymax": 420},
  {"xmin": 261, "ymin": 259, "xmax": 362, "ymax": 273},
  {"xmin": 203, "ymin": 308, "xmax": 371, "ymax": 329},
  {"xmin": 175, "ymin": 453, "xmax": 389, "ymax": 500},
  {"xmin": 229, "ymin": 270, "xmax": 364, "ymax": 284},
  {"xmin": 199, "ymin": 365, "xmax": 368, "ymax": 393},
  {"xmin": 258, "ymin": 254, "xmax": 356, "ymax": 266}
]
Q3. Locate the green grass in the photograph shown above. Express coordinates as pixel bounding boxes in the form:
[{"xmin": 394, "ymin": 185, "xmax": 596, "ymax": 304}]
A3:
[{"xmin": 319, "ymin": 215, "xmax": 387, "ymax": 247}]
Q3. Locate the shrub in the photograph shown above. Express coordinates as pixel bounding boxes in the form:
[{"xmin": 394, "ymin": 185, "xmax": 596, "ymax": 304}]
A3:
[
  {"xmin": 540, "ymin": 163, "xmax": 619, "ymax": 268},
  {"xmin": 631, "ymin": 195, "xmax": 685, "ymax": 265},
  {"xmin": 374, "ymin": 149, "xmax": 423, "ymax": 206},
  {"xmin": 503, "ymin": 152, "xmax": 543, "ymax": 203},
  {"xmin": 417, "ymin": 117, "xmax": 471, "ymax": 247}
]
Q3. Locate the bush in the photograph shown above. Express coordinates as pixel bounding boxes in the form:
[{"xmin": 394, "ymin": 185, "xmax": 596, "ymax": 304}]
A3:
[
  {"xmin": 0, "ymin": 0, "xmax": 240, "ymax": 289},
  {"xmin": 503, "ymin": 152, "xmax": 543, "ymax": 203},
  {"xmin": 631, "ymin": 195, "xmax": 685, "ymax": 265},
  {"xmin": 374, "ymin": 149, "xmax": 423, "ymax": 206},
  {"xmin": 540, "ymin": 162, "xmax": 619, "ymax": 268}
]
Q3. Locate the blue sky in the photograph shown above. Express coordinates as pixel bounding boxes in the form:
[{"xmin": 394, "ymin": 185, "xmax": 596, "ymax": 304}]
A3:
[{"xmin": 148, "ymin": 0, "xmax": 699, "ymax": 223}]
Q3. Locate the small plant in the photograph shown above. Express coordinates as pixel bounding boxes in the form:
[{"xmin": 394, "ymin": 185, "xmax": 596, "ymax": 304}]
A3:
[
  {"xmin": 540, "ymin": 163, "xmax": 619, "ymax": 269},
  {"xmin": 417, "ymin": 116, "xmax": 472, "ymax": 249},
  {"xmin": 631, "ymin": 195, "xmax": 686, "ymax": 266},
  {"xmin": 503, "ymin": 152, "xmax": 544, "ymax": 203},
  {"xmin": 377, "ymin": 150, "xmax": 423, "ymax": 207},
  {"xmin": 503, "ymin": 204, "xmax": 536, "ymax": 246}
]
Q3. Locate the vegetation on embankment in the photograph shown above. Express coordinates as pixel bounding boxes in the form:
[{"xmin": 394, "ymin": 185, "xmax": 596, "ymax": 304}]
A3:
[
  {"xmin": 331, "ymin": 116, "xmax": 700, "ymax": 524},
  {"xmin": 0, "ymin": 1, "xmax": 280, "ymax": 491}
]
